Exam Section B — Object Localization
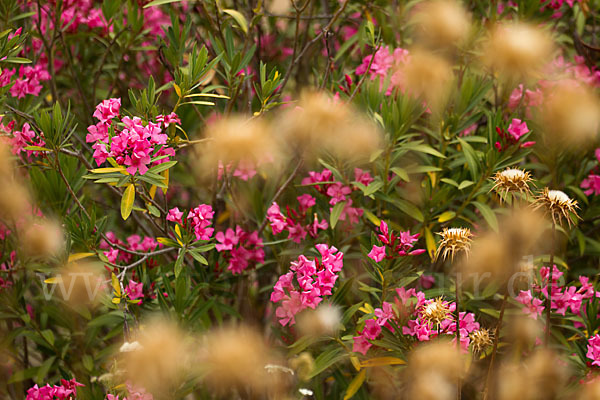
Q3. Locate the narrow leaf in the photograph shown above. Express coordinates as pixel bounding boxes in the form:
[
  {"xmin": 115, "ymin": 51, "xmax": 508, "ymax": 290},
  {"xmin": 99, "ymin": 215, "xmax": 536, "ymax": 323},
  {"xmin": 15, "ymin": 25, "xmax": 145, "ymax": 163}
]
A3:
[{"xmin": 120, "ymin": 184, "xmax": 135, "ymax": 220}]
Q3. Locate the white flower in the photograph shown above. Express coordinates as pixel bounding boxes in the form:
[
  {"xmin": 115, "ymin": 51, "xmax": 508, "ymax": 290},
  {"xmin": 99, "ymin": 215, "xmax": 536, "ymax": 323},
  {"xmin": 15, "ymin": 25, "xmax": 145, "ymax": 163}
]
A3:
[{"xmin": 119, "ymin": 341, "xmax": 142, "ymax": 353}]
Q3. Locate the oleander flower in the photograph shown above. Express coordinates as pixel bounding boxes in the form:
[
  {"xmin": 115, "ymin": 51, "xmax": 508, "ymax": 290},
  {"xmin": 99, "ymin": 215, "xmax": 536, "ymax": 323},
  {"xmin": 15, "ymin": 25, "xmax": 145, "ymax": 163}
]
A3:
[
  {"xmin": 435, "ymin": 227, "xmax": 473, "ymax": 261},
  {"xmin": 532, "ymin": 187, "xmax": 579, "ymax": 227}
]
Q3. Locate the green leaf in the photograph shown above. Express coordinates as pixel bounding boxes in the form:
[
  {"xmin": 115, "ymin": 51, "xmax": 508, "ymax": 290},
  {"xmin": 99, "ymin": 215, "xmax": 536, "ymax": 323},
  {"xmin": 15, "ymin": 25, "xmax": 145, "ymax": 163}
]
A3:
[
  {"xmin": 41, "ymin": 329, "xmax": 55, "ymax": 346},
  {"xmin": 121, "ymin": 184, "xmax": 135, "ymax": 220},
  {"xmin": 363, "ymin": 181, "xmax": 383, "ymax": 196},
  {"xmin": 458, "ymin": 180, "xmax": 475, "ymax": 190},
  {"xmin": 330, "ymin": 201, "xmax": 346, "ymax": 229},
  {"xmin": 143, "ymin": 0, "xmax": 182, "ymax": 8},
  {"xmin": 308, "ymin": 347, "xmax": 346, "ymax": 378},
  {"xmin": 391, "ymin": 167, "xmax": 410, "ymax": 182},
  {"xmin": 457, "ymin": 138, "xmax": 480, "ymax": 180},
  {"xmin": 472, "ymin": 201, "xmax": 498, "ymax": 232},
  {"xmin": 392, "ymin": 199, "xmax": 424, "ymax": 222},
  {"xmin": 189, "ymin": 250, "xmax": 208, "ymax": 265},
  {"xmin": 438, "ymin": 211, "xmax": 456, "ymax": 223},
  {"xmin": 344, "ymin": 369, "xmax": 367, "ymax": 400},
  {"xmin": 223, "ymin": 9, "xmax": 248, "ymax": 33},
  {"xmin": 406, "ymin": 143, "xmax": 446, "ymax": 158},
  {"xmin": 174, "ymin": 249, "xmax": 186, "ymax": 278},
  {"xmin": 23, "ymin": 145, "xmax": 51, "ymax": 152}
]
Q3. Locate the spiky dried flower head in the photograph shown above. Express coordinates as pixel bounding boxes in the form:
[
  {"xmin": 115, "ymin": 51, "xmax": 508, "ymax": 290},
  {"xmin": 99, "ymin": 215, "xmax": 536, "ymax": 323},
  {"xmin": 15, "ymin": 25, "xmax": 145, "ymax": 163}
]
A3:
[
  {"xmin": 483, "ymin": 22, "xmax": 554, "ymax": 81},
  {"xmin": 0, "ymin": 180, "xmax": 31, "ymax": 222},
  {"xmin": 411, "ymin": 0, "xmax": 471, "ymax": 49},
  {"xmin": 22, "ymin": 219, "xmax": 64, "ymax": 259},
  {"xmin": 195, "ymin": 115, "xmax": 281, "ymax": 179},
  {"xmin": 420, "ymin": 297, "xmax": 452, "ymax": 326},
  {"xmin": 398, "ymin": 48, "xmax": 454, "ymax": 112},
  {"xmin": 197, "ymin": 325, "xmax": 284, "ymax": 395},
  {"xmin": 532, "ymin": 187, "xmax": 579, "ymax": 227},
  {"xmin": 289, "ymin": 352, "xmax": 315, "ymax": 382},
  {"xmin": 121, "ymin": 317, "xmax": 192, "ymax": 396},
  {"xmin": 296, "ymin": 303, "xmax": 342, "ymax": 337},
  {"xmin": 506, "ymin": 315, "xmax": 543, "ymax": 351},
  {"xmin": 278, "ymin": 90, "xmax": 382, "ymax": 162},
  {"xmin": 53, "ymin": 262, "xmax": 105, "ymax": 307},
  {"xmin": 435, "ymin": 227, "xmax": 473, "ymax": 261},
  {"xmin": 538, "ymin": 80, "xmax": 600, "ymax": 149},
  {"xmin": 469, "ymin": 328, "xmax": 493, "ymax": 354},
  {"xmin": 491, "ymin": 167, "xmax": 533, "ymax": 204},
  {"xmin": 406, "ymin": 340, "xmax": 468, "ymax": 400}
]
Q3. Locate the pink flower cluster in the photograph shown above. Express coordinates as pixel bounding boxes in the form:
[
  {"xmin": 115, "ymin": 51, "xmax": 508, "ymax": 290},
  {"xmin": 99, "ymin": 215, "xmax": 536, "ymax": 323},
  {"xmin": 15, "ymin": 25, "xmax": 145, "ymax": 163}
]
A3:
[
  {"xmin": 215, "ymin": 226, "xmax": 264, "ymax": 275},
  {"xmin": 271, "ymin": 244, "xmax": 344, "ymax": 326},
  {"xmin": 10, "ymin": 122, "xmax": 46, "ymax": 160},
  {"xmin": 0, "ymin": 64, "xmax": 50, "ymax": 99},
  {"xmin": 87, "ymin": 98, "xmax": 179, "ymax": 175},
  {"xmin": 302, "ymin": 168, "xmax": 371, "ymax": 227},
  {"xmin": 26, "ymin": 378, "xmax": 83, "ymax": 400},
  {"xmin": 106, "ymin": 381, "xmax": 153, "ymax": 400},
  {"xmin": 495, "ymin": 118, "xmax": 535, "ymax": 152},
  {"xmin": 355, "ymin": 46, "xmax": 410, "ymax": 95},
  {"xmin": 167, "ymin": 204, "xmax": 215, "ymax": 241},
  {"xmin": 125, "ymin": 280, "xmax": 144, "ymax": 302},
  {"xmin": 515, "ymin": 265, "xmax": 596, "ymax": 322},
  {"xmin": 367, "ymin": 220, "xmax": 425, "ymax": 262},
  {"xmin": 353, "ymin": 288, "xmax": 479, "ymax": 355},
  {"xmin": 218, "ymin": 159, "xmax": 258, "ymax": 181},
  {"xmin": 266, "ymin": 195, "xmax": 328, "ymax": 243},
  {"xmin": 100, "ymin": 232, "xmax": 160, "ymax": 264},
  {"xmin": 581, "ymin": 149, "xmax": 600, "ymax": 196},
  {"xmin": 588, "ymin": 335, "xmax": 600, "ymax": 367}
]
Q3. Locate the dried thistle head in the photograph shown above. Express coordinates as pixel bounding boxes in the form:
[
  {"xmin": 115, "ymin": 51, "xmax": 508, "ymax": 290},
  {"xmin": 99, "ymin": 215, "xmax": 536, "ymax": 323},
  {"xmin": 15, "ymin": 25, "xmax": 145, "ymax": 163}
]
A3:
[
  {"xmin": 411, "ymin": 0, "xmax": 471, "ymax": 49},
  {"xmin": 0, "ymin": 180, "xmax": 30, "ymax": 222},
  {"xmin": 469, "ymin": 328, "xmax": 493, "ymax": 354},
  {"xmin": 579, "ymin": 378, "xmax": 600, "ymax": 400},
  {"xmin": 491, "ymin": 167, "xmax": 533, "ymax": 204},
  {"xmin": 538, "ymin": 80, "xmax": 600, "ymax": 149},
  {"xmin": 398, "ymin": 48, "xmax": 453, "ymax": 112},
  {"xmin": 406, "ymin": 340, "xmax": 467, "ymax": 400},
  {"xmin": 197, "ymin": 325, "xmax": 283, "ymax": 395},
  {"xmin": 532, "ymin": 187, "xmax": 579, "ymax": 227},
  {"xmin": 296, "ymin": 303, "xmax": 341, "ymax": 337},
  {"xmin": 435, "ymin": 227, "xmax": 473, "ymax": 261},
  {"xmin": 195, "ymin": 115, "xmax": 281, "ymax": 179},
  {"xmin": 121, "ymin": 317, "xmax": 192, "ymax": 396},
  {"xmin": 0, "ymin": 140, "xmax": 14, "ymax": 178},
  {"xmin": 289, "ymin": 352, "xmax": 315, "ymax": 382},
  {"xmin": 483, "ymin": 22, "xmax": 554, "ymax": 81},
  {"xmin": 278, "ymin": 90, "xmax": 382, "ymax": 162},
  {"xmin": 54, "ymin": 262, "xmax": 105, "ymax": 307},
  {"xmin": 21, "ymin": 219, "xmax": 64, "ymax": 259},
  {"xmin": 419, "ymin": 297, "xmax": 452, "ymax": 326},
  {"xmin": 459, "ymin": 232, "xmax": 511, "ymax": 286}
]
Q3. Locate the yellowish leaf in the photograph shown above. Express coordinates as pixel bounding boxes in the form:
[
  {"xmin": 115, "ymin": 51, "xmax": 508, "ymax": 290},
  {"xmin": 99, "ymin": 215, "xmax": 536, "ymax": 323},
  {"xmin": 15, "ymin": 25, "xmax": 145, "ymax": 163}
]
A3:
[
  {"xmin": 120, "ymin": 184, "xmax": 135, "ymax": 220},
  {"xmin": 149, "ymin": 184, "xmax": 157, "ymax": 200},
  {"xmin": 173, "ymin": 83, "xmax": 182, "ymax": 98},
  {"xmin": 44, "ymin": 277, "xmax": 62, "ymax": 284},
  {"xmin": 90, "ymin": 167, "xmax": 126, "ymax": 174},
  {"xmin": 161, "ymin": 169, "xmax": 169, "ymax": 195},
  {"xmin": 358, "ymin": 302, "xmax": 374, "ymax": 314},
  {"xmin": 111, "ymin": 273, "xmax": 121, "ymax": 297},
  {"xmin": 68, "ymin": 252, "xmax": 95, "ymax": 262},
  {"xmin": 343, "ymin": 369, "xmax": 366, "ymax": 400},
  {"xmin": 112, "ymin": 297, "xmax": 121, "ymax": 304},
  {"xmin": 363, "ymin": 210, "xmax": 380, "ymax": 227},
  {"xmin": 350, "ymin": 356, "xmax": 361, "ymax": 372},
  {"xmin": 425, "ymin": 226, "xmax": 436, "ymax": 259},
  {"xmin": 437, "ymin": 211, "xmax": 456, "ymax": 223},
  {"xmin": 223, "ymin": 9, "xmax": 248, "ymax": 33},
  {"xmin": 359, "ymin": 357, "xmax": 406, "ymax": 368},
  {"xmin": 174, "ymin": 224, "xmax": 184, "ymax": 246}
]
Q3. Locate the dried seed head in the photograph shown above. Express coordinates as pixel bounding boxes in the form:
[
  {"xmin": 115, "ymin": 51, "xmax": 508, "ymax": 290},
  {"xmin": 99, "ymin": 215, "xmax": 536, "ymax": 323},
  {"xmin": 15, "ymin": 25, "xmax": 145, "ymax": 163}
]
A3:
[
  {"xmin": 198, "ymin": 325, "xmax": 283, "ymax": 395},
  {"xmin": 469, "ymin": 328, "xmax": 493, "ymax": 354},
  {"xmin": 398, "ymin": 49, "xmax": 454, "ymax": 112},
  {"xmin": 54, "ymin": 262, "xmax": 105, "ymax": 307},
  {"xmin": 419, "ymin": 297, "xmax": 452, "ymax": 326},
  {"xmin": 289, "ymin": 352, "xmax": 315, "ymax": 382},
  {"xmin": 0, "ymin": 141, "xmax": 14, "ymax": 178},
  {"xmin": 278, "ymin": 90, "xmax": 382, "ymax": 162},
  {"xmin": 412, "ymin": 0, "xmax": 471, "ymax": 49},
  {"xmin": 483, "ymin": 22, "xmax": 554, "ymax": 81},
  {"xmin": 579, "ymin": 379, "xmax": 600, "ymax": 400},
  {"xmin": 435, "ymin": 227, "xmax": 473, "ymax": 261},
  {"xmin": 491, "ymin": 167, "xmax": 533, "ymax": 204},
  {"xmin": 505, "ymin": 315, "xmax": 543, "ymax": 351},
  {"xmin": 21, "ymin": 220, "xmax": 64, "ymax": 259},
  {"xmin": 195, "ymin": 115, "xmax": 280, "ymax": 179},
  {"xmin": 296, "ymin": 303, "xmax": 342, "ymax": 337},
  {"xmin": 121, "ymin": 318, "xmax": 192, "ymax": 396},
  {"xmin": 532, "ymin": 187, "xmax": 579, "ymax": 227},
  {"xmin": 459, "ymin": 232, "xmax": 512, "ymax": 285},
  {"xmin": 538, "ymin": 80, "xmax": 600, "ymax": 149},
  {"xmin": 0, "ymin": 180, "xmax": 30, "ymax": 222},
  {"xmin": 525, "ymin": 349, "xmax": 567, "ymax": 399},
  {"xmin": 406, "ymin": 340, "xmax": 467, "ymax": 400}
]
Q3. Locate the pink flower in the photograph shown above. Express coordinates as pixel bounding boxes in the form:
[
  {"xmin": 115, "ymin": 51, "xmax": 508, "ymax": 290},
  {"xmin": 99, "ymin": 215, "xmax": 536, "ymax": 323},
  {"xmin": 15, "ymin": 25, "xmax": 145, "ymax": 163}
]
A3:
[
  {"xmin": 374, "ymin": 302, "xmax": 394, "ymax": 326},
  {"xmin": 507, "ymin": 118, "xmax": 530, "ymax": 141},
  {"xmin": 216, "ymin": 229, "xmax": 238, "ymax": 251},
  {"xmin": 581, "ymin": 174, "xmax": 600, "ymax": 196},
  {"xmin": 297, "ymin": 194, "xmax": 316, "ymax": 213},
  {"xmin": 588, "ymin": 334, "xmax": 600, "ymax": 367},
  {"xmin": 93, "ymin": 98, "xmax": 121, "ymax": 122},
  {"xmin": 166, "ymin": 207, "xmax": 183, "ymax": 223},
  {"xmin": 362, "ymin": 319, "xmax": 382, "ymax": 340},
  {"xmin": 266, "ymin": 202, "xmax": 287, "ymax": 234},
  {"xmin": 419, "ymin": 274, "xmax": 435, "ymax": 289},
  {"xmin": 126, "ymin": 280, "xmax": 144, "ymax": 301},
  {"xmin": 354, "ymin": 168, "xmax": 374, "ymax": 186},
  {"xmin": 308, "ymin": 215, "xmax": 328, "ymax": 237},
  {"xmin": 352, "ymin": 335, "xmax": 372, "ymax": 355},
  {"xmin": 516, "ymin": 290, "xmax": 545, "ymax": 319},
  {"xmin": 326, "ymin": 182, "xmax": 352, "ymax": 205},
  {"xmin": 368, "ymin": 245, "xmax": 386, "ymax": 262}
]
